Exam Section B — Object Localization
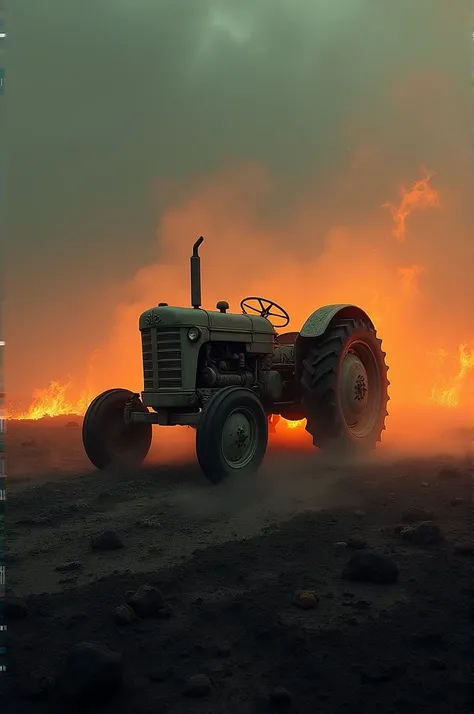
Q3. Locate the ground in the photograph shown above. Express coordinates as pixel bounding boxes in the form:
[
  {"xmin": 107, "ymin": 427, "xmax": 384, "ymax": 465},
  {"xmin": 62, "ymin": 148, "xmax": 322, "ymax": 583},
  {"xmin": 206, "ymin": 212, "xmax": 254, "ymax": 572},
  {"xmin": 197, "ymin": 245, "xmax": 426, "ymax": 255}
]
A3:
[{"xmin": 3, "ymin": 417, "xmax": 473, "ymax": 713}]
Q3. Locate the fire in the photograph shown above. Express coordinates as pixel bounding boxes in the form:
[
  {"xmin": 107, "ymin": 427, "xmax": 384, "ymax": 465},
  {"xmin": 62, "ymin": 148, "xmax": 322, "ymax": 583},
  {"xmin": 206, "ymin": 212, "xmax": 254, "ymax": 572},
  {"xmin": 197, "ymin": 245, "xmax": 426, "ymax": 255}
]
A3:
[
  {"xmin": 430, "ymin": 344, "xmax": 474, "ymax": 408},
  {"xmin": 8, "ymin": 165, "xmax": 474, "ymax": 453},
  {"xmin": 8, "ymin": 381, "xmax": 94, "ymax": 421},
  {"xmin": 383, "ymin": 167, "xmax": 440, "ymax": 242}
]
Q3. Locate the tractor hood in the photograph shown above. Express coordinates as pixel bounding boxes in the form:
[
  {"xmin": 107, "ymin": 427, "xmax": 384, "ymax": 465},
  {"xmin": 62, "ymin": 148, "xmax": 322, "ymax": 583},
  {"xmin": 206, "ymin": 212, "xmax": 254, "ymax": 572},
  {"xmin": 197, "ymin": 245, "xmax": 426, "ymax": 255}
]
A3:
[{"xmin": 139, "ymin": 305, "xmax": 276, "ymax": 334}]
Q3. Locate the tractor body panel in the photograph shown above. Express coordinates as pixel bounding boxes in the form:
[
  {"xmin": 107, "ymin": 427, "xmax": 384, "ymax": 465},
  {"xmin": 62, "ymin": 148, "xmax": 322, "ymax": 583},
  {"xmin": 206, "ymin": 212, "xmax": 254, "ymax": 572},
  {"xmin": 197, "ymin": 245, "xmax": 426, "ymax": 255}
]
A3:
[{"xmin": 298, "ymin": 304, "xmax": 374, "ymax": 338}]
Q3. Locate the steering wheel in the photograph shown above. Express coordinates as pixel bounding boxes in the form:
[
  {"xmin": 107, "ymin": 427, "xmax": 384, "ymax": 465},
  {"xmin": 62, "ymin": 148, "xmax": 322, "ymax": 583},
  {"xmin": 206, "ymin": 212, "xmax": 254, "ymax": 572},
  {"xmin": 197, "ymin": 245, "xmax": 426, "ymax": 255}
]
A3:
[{"xmin": 240, "ymin": 296, "xmax": 290, "ymax": 328}]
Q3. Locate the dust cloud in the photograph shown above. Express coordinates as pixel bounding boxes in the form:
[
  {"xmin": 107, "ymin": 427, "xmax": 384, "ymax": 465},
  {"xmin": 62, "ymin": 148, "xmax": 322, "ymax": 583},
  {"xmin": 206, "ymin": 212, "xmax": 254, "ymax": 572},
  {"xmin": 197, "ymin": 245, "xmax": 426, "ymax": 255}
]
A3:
[{"xmin": 5, "ymin": 0, "xmax": 473, "ymax": 459}]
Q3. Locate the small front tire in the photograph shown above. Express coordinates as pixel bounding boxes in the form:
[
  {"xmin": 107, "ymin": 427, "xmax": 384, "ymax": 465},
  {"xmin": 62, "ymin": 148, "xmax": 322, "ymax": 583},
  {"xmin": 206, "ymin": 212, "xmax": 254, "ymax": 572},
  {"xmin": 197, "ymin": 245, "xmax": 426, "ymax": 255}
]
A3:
[
  {"xmin": 196, "ymin": 387, "xmax": 268, "ymax": 484},
  {"xmin": 82, "ymin": 388, "xmax": 152, "ymax": 470}
]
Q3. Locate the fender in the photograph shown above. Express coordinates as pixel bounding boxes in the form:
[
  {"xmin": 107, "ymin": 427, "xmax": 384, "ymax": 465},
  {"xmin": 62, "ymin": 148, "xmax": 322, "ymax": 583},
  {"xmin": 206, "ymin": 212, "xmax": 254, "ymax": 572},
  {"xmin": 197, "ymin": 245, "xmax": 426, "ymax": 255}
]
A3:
[
  {"xmin": 298, "ymin": 304, "xmax": 374, "ymax": 338},
  {"xmin": 294, "ymin": 304, "xmax": 374, "ymax": 381}
]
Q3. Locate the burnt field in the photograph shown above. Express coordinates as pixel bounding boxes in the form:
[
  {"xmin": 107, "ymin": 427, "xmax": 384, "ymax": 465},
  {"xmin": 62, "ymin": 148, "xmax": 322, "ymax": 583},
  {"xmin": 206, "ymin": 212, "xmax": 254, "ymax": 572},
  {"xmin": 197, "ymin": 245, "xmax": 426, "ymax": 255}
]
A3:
[{"xmin": 2, "ymin": 417, "xmax": 473, "ymax": 713}]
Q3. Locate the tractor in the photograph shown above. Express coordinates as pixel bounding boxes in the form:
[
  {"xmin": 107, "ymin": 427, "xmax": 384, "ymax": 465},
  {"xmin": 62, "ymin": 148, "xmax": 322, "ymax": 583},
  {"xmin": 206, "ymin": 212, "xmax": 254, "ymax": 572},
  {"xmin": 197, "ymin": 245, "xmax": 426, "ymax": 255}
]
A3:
[{"xmin": 82, "ymin": 237, "xmax": 389, "ymax": 483}]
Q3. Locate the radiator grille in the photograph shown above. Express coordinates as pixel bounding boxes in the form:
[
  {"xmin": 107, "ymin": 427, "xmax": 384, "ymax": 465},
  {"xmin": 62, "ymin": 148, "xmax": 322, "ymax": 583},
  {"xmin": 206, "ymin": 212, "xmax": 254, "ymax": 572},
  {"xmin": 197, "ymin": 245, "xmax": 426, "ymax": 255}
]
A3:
[
  {"xmin": 141, "ymin": 327, "xmax": 183, "ymax": 390},
  {"xmin": 141, "ymin": 329, "xmax": 154, "ymax": 389},
  {"xmin": 156, "ymin": 329, "xmax": 182, "ymax": 388}
]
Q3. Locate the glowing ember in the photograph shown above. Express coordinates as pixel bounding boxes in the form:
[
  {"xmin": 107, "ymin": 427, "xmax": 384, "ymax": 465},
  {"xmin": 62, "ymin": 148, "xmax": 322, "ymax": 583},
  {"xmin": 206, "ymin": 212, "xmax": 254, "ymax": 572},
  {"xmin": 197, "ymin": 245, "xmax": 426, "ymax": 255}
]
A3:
[{"xmin": 383, "ymin": 167, "xmax": 440, "ymax": 242}]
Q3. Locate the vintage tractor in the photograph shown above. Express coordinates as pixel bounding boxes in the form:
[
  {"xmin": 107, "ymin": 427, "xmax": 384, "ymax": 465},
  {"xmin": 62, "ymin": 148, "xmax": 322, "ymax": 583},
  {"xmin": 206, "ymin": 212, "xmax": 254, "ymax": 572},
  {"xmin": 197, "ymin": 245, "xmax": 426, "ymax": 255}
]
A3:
[{"xmin": 83, "ymin": 237, "xmax": 389, "ymax": 483}]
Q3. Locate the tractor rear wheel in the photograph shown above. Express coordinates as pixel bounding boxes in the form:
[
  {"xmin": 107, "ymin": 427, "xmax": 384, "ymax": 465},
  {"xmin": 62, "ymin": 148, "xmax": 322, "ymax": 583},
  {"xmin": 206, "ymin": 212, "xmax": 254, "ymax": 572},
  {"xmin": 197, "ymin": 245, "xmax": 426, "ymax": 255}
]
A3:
[
  {"xmin": 196, "ymin": 387, "xmax": 268, "ymax": 484},
  {"xmin": 300, "ymin": 318, "xmax": 389, "ymax": 454},
  {"xmin": 82, "ymin": 388, "xmax": 152, "ymax": 470}
]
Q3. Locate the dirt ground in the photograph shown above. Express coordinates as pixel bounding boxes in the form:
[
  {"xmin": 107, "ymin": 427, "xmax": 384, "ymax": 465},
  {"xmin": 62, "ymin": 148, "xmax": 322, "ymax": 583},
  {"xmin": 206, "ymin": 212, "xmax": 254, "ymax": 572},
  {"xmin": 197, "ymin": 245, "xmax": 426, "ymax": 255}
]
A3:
[{"xmin": 2, "ymin": 416, "xmax": 473, "ymax": 713}]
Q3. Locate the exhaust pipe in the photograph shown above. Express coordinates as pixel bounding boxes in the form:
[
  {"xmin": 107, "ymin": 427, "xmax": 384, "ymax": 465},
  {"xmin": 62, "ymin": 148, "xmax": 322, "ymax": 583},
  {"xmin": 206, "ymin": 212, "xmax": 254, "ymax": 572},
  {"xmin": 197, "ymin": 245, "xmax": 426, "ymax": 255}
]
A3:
[{"xmin": 190, "ymin": 236, "xmax": 204, "ymax": 309}]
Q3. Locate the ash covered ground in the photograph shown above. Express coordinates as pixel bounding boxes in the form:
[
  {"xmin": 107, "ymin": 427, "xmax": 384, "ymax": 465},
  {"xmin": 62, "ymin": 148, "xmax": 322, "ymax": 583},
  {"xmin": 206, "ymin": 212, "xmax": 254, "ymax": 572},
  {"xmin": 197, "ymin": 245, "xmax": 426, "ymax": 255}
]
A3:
[{"xmin": 3, "ymin": 417, "xmax": 473, "ymax": 713}]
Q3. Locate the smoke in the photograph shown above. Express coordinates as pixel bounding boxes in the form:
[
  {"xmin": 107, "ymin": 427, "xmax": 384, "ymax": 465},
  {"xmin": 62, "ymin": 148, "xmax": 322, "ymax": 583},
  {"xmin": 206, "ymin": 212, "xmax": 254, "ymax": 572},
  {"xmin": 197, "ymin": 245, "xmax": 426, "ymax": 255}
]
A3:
[{"xmin": 5, "ymin": 0, "xmax": 473, "ymax": 451}]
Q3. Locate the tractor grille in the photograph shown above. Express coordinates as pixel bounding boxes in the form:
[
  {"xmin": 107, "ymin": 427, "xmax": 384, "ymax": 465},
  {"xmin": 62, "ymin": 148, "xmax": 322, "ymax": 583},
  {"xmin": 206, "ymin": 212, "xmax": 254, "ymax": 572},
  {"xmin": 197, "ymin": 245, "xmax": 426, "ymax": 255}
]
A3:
[
  {"xmin": 141, "ymin": 329, "xmax": 154, "ymax": 389},
  {"xmin": 141, "ymin": 327, "xmax": 183, "ymax": 390}
]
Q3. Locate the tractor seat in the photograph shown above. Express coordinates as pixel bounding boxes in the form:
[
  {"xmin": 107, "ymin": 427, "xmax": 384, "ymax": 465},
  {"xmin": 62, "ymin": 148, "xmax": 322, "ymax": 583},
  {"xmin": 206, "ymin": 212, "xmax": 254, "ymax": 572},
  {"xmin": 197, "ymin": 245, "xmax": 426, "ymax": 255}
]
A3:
[{"xmin": 276, "ymin": 331, "xmax": 299, "ymax": 345}]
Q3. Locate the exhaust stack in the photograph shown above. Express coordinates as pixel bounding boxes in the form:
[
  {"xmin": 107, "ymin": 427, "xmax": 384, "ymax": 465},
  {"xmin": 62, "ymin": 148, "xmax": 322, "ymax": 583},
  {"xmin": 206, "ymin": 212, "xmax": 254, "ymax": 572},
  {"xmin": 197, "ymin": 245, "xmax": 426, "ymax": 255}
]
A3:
[{"xmin": 190, "ymin": 236, "xmax": 204, "ymax": 309}]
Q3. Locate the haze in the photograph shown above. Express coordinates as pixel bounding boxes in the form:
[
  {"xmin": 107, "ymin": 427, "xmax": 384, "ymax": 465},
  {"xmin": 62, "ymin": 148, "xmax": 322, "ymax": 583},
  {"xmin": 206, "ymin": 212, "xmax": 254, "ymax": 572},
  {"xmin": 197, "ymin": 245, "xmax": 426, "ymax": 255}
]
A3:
[{"xmin": 5, "ymin": 0, "xmax": 473, "ymax": 444}]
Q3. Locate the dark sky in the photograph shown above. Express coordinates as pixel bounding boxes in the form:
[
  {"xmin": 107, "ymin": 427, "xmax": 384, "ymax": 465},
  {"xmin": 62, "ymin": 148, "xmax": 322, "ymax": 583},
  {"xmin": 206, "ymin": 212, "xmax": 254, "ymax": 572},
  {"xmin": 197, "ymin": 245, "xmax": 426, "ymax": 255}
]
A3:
[{"xmin": 5, "ymin": 0, "xmax": 472, "ymax": 402}]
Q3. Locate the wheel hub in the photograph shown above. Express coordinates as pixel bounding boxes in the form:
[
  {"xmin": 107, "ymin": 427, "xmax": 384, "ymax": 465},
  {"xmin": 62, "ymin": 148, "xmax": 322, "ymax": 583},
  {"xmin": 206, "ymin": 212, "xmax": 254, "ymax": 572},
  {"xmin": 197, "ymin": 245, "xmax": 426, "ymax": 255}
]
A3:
[
  {"xmin": 221, "ymin": 409, "xmax": 257, "ymax": 468},
  {"xmin": 340, "ymin": 353, "xmax": 369, "ymax": 423}
]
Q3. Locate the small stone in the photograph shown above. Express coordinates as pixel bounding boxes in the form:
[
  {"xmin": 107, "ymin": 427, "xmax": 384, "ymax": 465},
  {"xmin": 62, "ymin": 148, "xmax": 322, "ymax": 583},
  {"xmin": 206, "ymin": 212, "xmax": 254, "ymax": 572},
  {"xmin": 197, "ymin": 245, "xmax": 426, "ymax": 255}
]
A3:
[
  {"xmin": 150, "ymin": 667, "xmax": 172, "ymax": 682},
  {"xmin": 400, "ymin": 522, "xmax": 444, "ymax": 545},
  {"xmin": 156, "ymin": 604, "xmax": 173, "ymax": 619},
  {"xmin": 114, "ymin": 604, "xmax": 136, "ymax": 625},
  {"xmin": 453, "ymin": 541, "xmax": 474, "ymax": 555},
  {"xmin": 352, "ymin": 599, "xmax": 372, "ymax": 610},
  {"xmin": 402, "ymin": 507, "xmax": 435, "ymax": 523},
  {"xmin": 90, "ymin": 530, "xmax": 123, "ymax": 551},
  {"xmin": 215, "ymin": 643, "xmax": 232, "ymax": 657},
  {"xmin": 450, "ymin": 497, "xmax": 463, "ymax": 506},
  {"xmin": 342, "ymin": 551, "xmax": 399, "ymax": 584},
  {"xmin": 438, "ymin": 466, "xmax": 463, "ymax": 479},
  {"xmin": 421, "ymin": 482, "xmax": 430, "ymax": 488},
  {"xmin": 294, "ymin": 590, "xmax": 319, "ymax": 609},
  {"xmin": 347, "ymin": 536, "xmax": 367, "ymax": 550},
  {"xmin": 128, "ymin": 585, "xmax": 166, "ymax": 618},
  {"xmin": 334, "ymin": 541, "xmax": 347, "ymax": 549},
  {"xmin": 5, "ymin": 597, "xmax": 28, "ymax": 620},
  {"xmin": 59, "ymin": 642, "xmax": 122, "ymax": 704},
  {"xmin": 183, "ymin": 674, "xmax": 211, "ymax": 698},
  {"xmin": 55, "ymin": 561, "xmax": 83, "ymax": 573},
  {"xmin": 65, "ymin": 421, "xmax": 79, "ymax": 428},
  {"xmin": 270, "ymin": 686, "xmax": 292, "ymax": 707},
  {"xmin": 354, "ymin": 510, "xmax": 366, "ymax": 517},
  {"xmin": 429, "ymin": 657, "xmax": 446, "ymax": 670}
]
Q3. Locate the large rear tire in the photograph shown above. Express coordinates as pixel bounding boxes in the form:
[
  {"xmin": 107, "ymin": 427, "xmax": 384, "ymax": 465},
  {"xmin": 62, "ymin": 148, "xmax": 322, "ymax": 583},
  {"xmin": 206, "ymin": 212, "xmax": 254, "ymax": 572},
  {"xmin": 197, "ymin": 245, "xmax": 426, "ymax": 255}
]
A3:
[
  {"xmin": 300, "ymin": 318, "xmax": 389, "ymax": 454},
  {"xmin": 82, "ymin": 388, "xmax": 152, "ymax": 470},
  {"xmin": 196, "ymin": 387, "xmax": 268, "ymax": 484}
]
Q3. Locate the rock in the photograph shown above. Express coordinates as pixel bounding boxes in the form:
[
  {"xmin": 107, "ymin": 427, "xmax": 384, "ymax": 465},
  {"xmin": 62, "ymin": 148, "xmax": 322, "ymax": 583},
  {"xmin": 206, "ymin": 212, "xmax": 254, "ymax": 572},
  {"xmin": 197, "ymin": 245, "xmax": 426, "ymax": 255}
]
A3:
[
  {"xmin": 334, "ymin": 541, "xmax": 347, "ymax": 549},
  {"xmin": 21, "ymin": 439, "xmax": 36, "ymax": 447},
  {"xmin": 421, "ymin": 482, "xmax": 430, "ymax": 488},
  {"xmin": 450, "ymin": 497, "xmax": 463, "ymax": 506},
  {"xmin": 59, "ymin": 642, "xmax": 122, "ymax": 704},
  {"xmin": 114, "ymin": 604, "xmax": 137, "ymax": 625},
  {"xmin": 294, "ymin": 590, "xmax": 319, "ymax": 609},
  {"xmin": 354, "ymin": 510, "xmax": 366, "ymax": 518},
  {"xmin": 215, "ymin": 643, "xmax": 232, "ymax": 657},
  {"xmin": 342, "ymin": 551, "xmax": 399, "ymax": 584},
  {"xmin": 90, "ymin": 530, "xmax": 123, "ymax": 550},
  {"xmin": 429, "ymin": 657, "xmax": 447, "ymax": 670},
  {"xmin": 402, "ymin": 507, "xmax": 435, "ymax": 523},
  {"xmin": 156, "ymin": 604, "xmax": 173, "ymax": 619},
  {"xmin": 352, "ymin": 599, "xmax": 372, "ymax": 610},
  {"xmin": 183, "ymin": 674, "xmax": 211, "ymax": 698},
  {"xmin": 270, "ymin": 686, "xmax": 292, "ymax": 707},
  {"xmin": 150, "ymin": 666, "xmax": 173, "ymax": 682},
  {"xmin": 453, "ymin": 541, "xmax": 474, "ymax": 555},
  {"xmin": 5, "ymin": 597, "xmax": 28, "ymax": 620},
  {"xmin": 438, "ymin": 466, "xmax": 463, "ymax": 479},
  {"xmin": 347, "ymin": 536, "xmax": 367, "ymax": 550},
  {"xmin": 400, "ymin": 522, "xmax": 444, "ymax": 545},
  {"xmin": 128, "ymin": 585, "xmax": 166, "ymax": 618},
  {"xmin": 21, "ymin": 671, "xmax": 55, "ymax": 701},
  {"xmin": 55, "ymin": 561, "xmax": 83, "ymax": 573},
  {"xmin": 65, "ymin": 421, "xmax": 79, "ymax": 428}
]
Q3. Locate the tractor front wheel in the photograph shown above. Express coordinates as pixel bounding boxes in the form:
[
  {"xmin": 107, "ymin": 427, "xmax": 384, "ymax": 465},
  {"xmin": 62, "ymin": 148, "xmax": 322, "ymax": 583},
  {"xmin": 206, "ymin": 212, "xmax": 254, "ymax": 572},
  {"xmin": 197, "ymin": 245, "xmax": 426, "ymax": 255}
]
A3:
[
  {"xmin": 196, "ymin": 387, "xmax": 268, "ymax": 484},
  {"xmin": 82, "ymin": 388, "xmax": 152, "ymax": 470},
  {"xmin": 301, "ymin": 318, "xmax": 389, "ymax": 455}
]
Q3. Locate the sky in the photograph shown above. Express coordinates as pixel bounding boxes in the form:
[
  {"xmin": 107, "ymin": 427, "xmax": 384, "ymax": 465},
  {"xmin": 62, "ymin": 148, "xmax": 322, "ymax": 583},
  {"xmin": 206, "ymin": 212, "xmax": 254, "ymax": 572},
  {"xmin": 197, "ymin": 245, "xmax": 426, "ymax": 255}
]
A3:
[{"xmin": 4, "ymin": 0, "xmax": 473, "ymax": 410}]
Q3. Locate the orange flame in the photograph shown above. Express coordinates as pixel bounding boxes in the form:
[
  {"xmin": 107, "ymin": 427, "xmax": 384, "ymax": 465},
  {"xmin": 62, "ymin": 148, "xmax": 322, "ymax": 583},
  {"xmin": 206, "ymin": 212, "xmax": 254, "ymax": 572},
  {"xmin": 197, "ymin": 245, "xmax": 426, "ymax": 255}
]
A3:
[
  {"xmin": 430, "ymin": 344, "xmax": 474, "ymax": 408},
  {"xmin": 383, "ymin": 167, "xmax": 440, "ymax": 242}
]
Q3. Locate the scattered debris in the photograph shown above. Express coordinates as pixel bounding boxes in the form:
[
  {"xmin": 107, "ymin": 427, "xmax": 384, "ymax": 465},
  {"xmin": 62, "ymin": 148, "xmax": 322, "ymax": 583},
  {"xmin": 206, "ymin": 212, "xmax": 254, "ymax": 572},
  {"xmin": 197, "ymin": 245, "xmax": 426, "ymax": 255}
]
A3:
[
  {"xmin": 342, "ymin": 551, "xmax": 399, "ymax": 584},
  {"xmin": 269, "ymin": 685, "xmax": 292, "ymax": 707},
  {"xmin": 183, "ymin": 674, "xmax": 211, "ymax": 698},
  {"xmin": 59, "ymin": 642, "xmax": 122, "ymax": 704},
  {"xmin": 402, "ymin": 507, "xmax": 435, "ymax": 523},
  {"xmin": 128, "ymin": 585, "xmax": 169, "ymax": 618},
  {"xmin": 399, "ymin": 522, "xmax": 444, "ymax": 545},
  {"xmin": 5, "ymin": 597, "xmax": 28, "ymax": 620},
  {"xmin": 90, "ymin": 530, "xmax": 124, "ymax": 551},
  {"xmin": 294, "ymin": 590, "xmax": 319, "ymax": 609}
]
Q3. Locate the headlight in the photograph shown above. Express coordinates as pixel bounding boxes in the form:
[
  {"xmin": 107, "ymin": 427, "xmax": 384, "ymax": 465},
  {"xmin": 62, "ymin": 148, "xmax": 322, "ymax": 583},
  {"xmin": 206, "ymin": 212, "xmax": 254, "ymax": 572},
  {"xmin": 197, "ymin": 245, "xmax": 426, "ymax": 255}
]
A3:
[{"xmin": 187, "ymin": 326, "xmax": 201, "ymax": 342}]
